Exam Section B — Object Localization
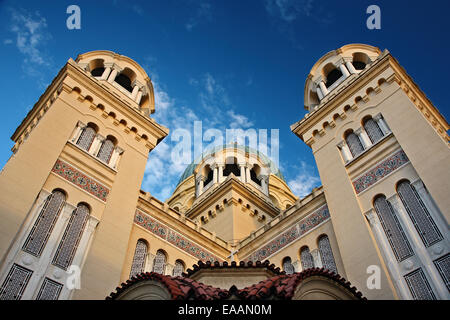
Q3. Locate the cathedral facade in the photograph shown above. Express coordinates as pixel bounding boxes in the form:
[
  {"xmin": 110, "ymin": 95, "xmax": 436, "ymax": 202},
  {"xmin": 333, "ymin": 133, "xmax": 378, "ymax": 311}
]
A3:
[{"xmin": 0, "ymin": 44, "xmax": 448, "ymax": 300}]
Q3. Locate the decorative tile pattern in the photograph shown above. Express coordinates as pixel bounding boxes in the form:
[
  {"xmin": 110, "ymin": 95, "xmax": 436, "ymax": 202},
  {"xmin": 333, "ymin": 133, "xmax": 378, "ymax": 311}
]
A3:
[
  {"xmin": 52, "ymin": 159, "xmax": 110, "ymax": 201},
  {"xmin": 134, "ymin": 210, "xmax": 221, "ymax": 263},
  {"xmin": 245, "ymin": 205, "xmax": 330, "ymax": 262},
  {"xmin": 352, "ymin": 150, "xmax": 409, "ymax": 194}
]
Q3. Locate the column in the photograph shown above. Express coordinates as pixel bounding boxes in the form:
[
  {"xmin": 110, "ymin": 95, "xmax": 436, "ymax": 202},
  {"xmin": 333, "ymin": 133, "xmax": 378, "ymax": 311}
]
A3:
[
  {"xmin": 412, "ymin": 180, "xmax": 446, "ymax": 229},
  {"xmin": 110, "ymin": 146, "xmax": 124, "ymax": 169},
  {"xmin": 259, "ymin": 175, "xmax": 269, "ymax": 195},
  {"xmin": 145, "ymin": 253, "xmax": 156, "ymax": 272},
  {"xmin": 89, "ymin": 134, "xmax": 104, "ymax": 157},
  {"xmin": 374, "ymin": 114, "xmax": 391, "ymax": 135},
  {"xmin": 213, "ymin": 164, "xmax": 218, "ymax": 184},
  {"xmin": 239, "ymin": 163, "xmax": 246, "ymax": 183},
  {"xmin": 71, "ymin": 121, "xmax": 85, "ymax": 144},
  {"xmin": 217, "ymin": 164, "xmax": 224, "ymax": 183},
  {"xmin": 107, "ymin": 65, "xmax": 120, "ymax": 83},
  {"xmin": 292, "ymin": 260, "xmax": 301, "ymax": 272},
  {"xmin": 316, "ymin": 87, "xmax": 324, "ymax": 100},
  {"xmin": 245, "ymin": 165, "xmax": 251, "ymax": 184},
  {"xmin": 388, "ymin": 195, "xmax": 449, "ymax": 299},
  {"xmin": 100, "ymin": 65, "xmax": 112, "ymax": 80},
  {"xmin": 196, "ymin": 175, "xmax": 204, "ymax": 197},
  {"xmin": 311, "ymin": 249, "xmax": 322, "ymax": 268},
  {"xmin": 136, "ymin": 90, "xmax": 143, "ymax": 105},
  {"xmin": 319, "ymin": 81, "xmax": 329, "ymax": 96},
  {"xmin": 71, "ymin": 215, "xmax": 100, "ymax": 270},
  {"xmin": 345, "ymin": 61, "xmax": 357, "ymax": 74},
  {"xmin": 338, "ymin": 141, "xmax": 353, "ymax": 163},
  {"xmin": 131, "ymin": 84, "xmax": 140, "ymax": 100},
  {"xmin": 364, "ymin": 209, "xmax": 412, "ymax": 299},
  {"xmin": 355, "ymin": 128, "xmax": 371, "ymax": 149},
  {"xmin": 339, "ymin": 63, "xmax": 351, "ymax": 78},
  {"xmin": 165, "ymin": 264, "xmax": 174, "ymax": 276}
]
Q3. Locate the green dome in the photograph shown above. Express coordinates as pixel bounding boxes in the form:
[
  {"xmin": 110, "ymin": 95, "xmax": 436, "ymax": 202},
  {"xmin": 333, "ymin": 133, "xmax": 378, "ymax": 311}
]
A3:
[{"xmin": 176, "ymin": 143, "xmax": 286, "ymax": 186}]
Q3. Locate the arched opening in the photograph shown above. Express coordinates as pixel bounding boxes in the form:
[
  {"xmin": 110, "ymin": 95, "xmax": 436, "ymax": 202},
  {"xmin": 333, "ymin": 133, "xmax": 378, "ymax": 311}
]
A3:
[
  {"xmin": 129, "ymin": 239, "xmax": 148, "ymax": 277},
  {"xmin": 97, "ymin": 135, "xmax": 117, "ymax": 164},
  {"xmin": 250, "ymin": 164, "xmax": 261, "ymax": 186},
  {"xmin": 89, "ymin": 59, "xmax": 105, "ymax": 77},
  {"xmin": 323, "ymin": 63, "xmax": 342, "ymax": 88},
  {"xmin": 152, "ymin": 250, "xmax": 167, "ymax": 274},
  {"xmin": 373, "ymin": 194, "xmax": 414, "ymax": 262},
  {"xmin": 172, "ymin": 260, "xmax": 185, "ymax": 277},
  {"xmin": 76, "ymin": 123, "xmax": 98, "ymax": 152},
  {"xmin": 317, "ymin": 234, "xmax": 337, "ymax": 273},
  {"xmin": 300, "ymin": 246, "xmax": 314, "ymax": 270},
  {"xmin": 344, "ymin": 129, "xmax": 364, "ymax": 157},
  {"xmin": 202, "ymin": 165, "xmax": 213, "ymax": 186},
  {"xmin": 282, "ymin": 257, "xmax": 294, "ymax": 274},
  {"xmin": 223, "ymin": 157, "xmax": 240, "ymax": 177},
  {"xmin": 115, "ymin": 73, "xmax": 133, "ymax": 92},
  {"xmin": 352, "ymin": 52, "xmax": 370, "ymax": 70},
  {"xmin": 269, "ymin": 195, "xmax": 279, "ymax": 208},
  {"xmin": 362, "ymin": 116, "xmax": 383, "ymax": 144}
]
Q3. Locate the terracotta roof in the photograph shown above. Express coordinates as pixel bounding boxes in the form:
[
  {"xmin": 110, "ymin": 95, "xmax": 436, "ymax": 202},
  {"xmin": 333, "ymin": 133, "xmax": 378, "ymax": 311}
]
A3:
[
  {"xmin": 107, "ymin": 265, "xmax": 366, "ymax": 300},
  {"xmin": 107, "ymin": 272, "xmax": 228, "ymax": 300},
  {"xmin": 236, "ymin": 267, "xmax": 366, "ymax": 300},
  {"xmin": 183, "ymin": 260, "xmax": 284, "ymax": 277}
]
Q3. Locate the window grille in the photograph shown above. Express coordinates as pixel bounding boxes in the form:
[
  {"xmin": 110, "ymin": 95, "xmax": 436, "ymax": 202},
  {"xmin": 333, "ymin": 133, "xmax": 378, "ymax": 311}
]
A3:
[
  {"xmin": 76, "ymin": 126, "xmax": 96, "ymax": 151},
  {"xmin": 363, "ymin": 118, "xmax": 384, "ymax": 144},
  {"xmin": 0, "ymin": 264, "xmax": 33, "ymax": 300},
  {"xmin": 283, "ymin": 257, "xmax": 295, "ymax": 274},
  {"xmin": 374, "ymin": 196, "xmax": 414, "ymax": 262},
  {"xmin": 52, "ymin": 204, "xmax": 90, "ymax": 270},
  {"xmin": 345, "ymin": 132, "xmax": 364, "ymax": 157},
  {"xmin": 23, "ymin": 191, "xmax": 65, "ymax": 256},
  {"xmin": 97, "ymin": 139, "xmax": 115, "ymax": 164},
  {"xmin": 300, "ymin": 247, "xmax": 314, "ymax": 270},
  {"xmin": 318, "ymin": 235, "xmax": 337, "ymax": 273},
  {"xmin": 404, "ymin": 268, "xmax": 436, "ymax": 300},
  {"xmin": 36, "ymin": 278, "xmax": 63, "ymax": 300},
  {"xmin": 152, "ymin": 250, "xmax": 166, "ymax": 274},
  {"xmin": 397, "ymin": 181, "xmax": 443, "ymax": 247},
  {"xmin": 130, "ymin": 240, "xmax": 148, "ymax": 277},
  {"xmin": 172, "ymin": 260, "xmax": 185, "ymax": 277},
  {"xmin": 433, "ymin": 254, "xmax": 450, "ymax": 292}
]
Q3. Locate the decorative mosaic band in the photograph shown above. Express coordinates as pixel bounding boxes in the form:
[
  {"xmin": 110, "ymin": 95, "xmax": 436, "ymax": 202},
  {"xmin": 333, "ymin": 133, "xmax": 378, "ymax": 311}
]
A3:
[
  {"xmin": 52, "ymin": 159, "xmax": 110, "ymax": 201},
  {"xmin": 244, "ymin": 205, "xmax": 330, "ymax": 262},
  {"xmin": 134, "ymin": 210, "xmax": 221, "ymax": 263},
  {"xmin": 352, "ymin": 150, "xmax": 409, "ymax": 195}
]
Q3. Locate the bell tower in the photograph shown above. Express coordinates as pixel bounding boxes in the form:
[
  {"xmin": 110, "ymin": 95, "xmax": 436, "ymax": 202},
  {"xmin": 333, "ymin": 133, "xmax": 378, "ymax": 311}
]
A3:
[
  {"xmin": 291, "ymin": 44, "xmax": 449, "ymax": 300},
  {"xmin": 0, "ymin": 50, "xmax": 168, "ymax": 299}
]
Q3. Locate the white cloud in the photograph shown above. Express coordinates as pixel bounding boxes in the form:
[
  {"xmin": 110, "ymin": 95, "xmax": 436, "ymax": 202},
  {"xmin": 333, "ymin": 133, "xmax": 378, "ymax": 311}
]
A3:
[
  {"xmin": 227, "ymin": 110, "xmax": 253, "ymax": 129},
  {"xmin": 3, "ymin": 39, "xmax": 13, "ymax": 45},
  {"xmin": 286, "ymin": 161, "xmax": 321, "ymax": 197},
  {"xmin": 186, "ymin": 1, "xmax": 212, "ymax": 31}
]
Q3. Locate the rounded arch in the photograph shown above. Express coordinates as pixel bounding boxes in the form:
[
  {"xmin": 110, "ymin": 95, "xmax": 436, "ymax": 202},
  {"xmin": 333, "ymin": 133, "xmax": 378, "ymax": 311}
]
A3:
[{"xmin": 395, "ymin": 178, "xmax": 411, "ymax": 192}]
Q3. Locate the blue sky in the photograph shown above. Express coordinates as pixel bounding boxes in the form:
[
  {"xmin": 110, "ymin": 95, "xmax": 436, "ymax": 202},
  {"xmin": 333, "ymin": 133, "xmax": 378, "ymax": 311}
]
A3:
[{"xmin": 0, "ymin": 0, "xmax": 449, "ymax": 201}]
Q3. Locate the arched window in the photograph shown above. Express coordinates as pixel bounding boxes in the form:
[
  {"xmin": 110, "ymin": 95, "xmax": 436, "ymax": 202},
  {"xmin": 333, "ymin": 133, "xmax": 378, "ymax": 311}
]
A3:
[
  {"xmin": 397, "ymin": 181, "xmax": 443, "ymax": 247},
  {"xmin": 345, "ymin": 131, "xmax": 364, "ymax": 157},
  {"xmin": 91, "ymin": 67, "xmax": 105, "ymax": 77},
  {"xmin": 130, "ymin": 240, "xmax": 148, "ymax": 277},
  {"xmin": 172, "ymin": 260, "xmax": 185, "ymax": 277},
  {"xmin": 76, "ymin": 124, "xmax": 97, "ymax": 152},
  {"xmin": 23, "ymin": 190, "xmax": 66, "ymax": 256},
  {"xmin": 300, "ymin": 246, "xmax": 314, "ymax": 270},
  {"xmin": 52, "ymin": 203, "xmax": 90, "ymax": 270},
  {"xmin": 282, "ymin": 257, "xmax": 294, "ymax": 274},
  {"xmin": 318, "ymin": 235, "xmax": 337, "ymax": 273},
  {"xmin": 325, "ymin": 68, "xmax": 343, "ymax": 87},
  {"xmin": 152, "ymin": 250, "xmax": 166, "ymax": 274},
  {"xmin": 352, "ymin": 52, "xmax": 369, "ymax": 70},
  {"xmin": 363, "ymin": 117, "xmax": 384, "ymax": 144},
  {"xmin": 223, "ymin": 157, "xmax": 240, "ymax": 177},
  {"xmin": 373, "ymin": 195, "xmax": 414, "ymax": 262},
  {"xmin": 97, "ymin": 136, "xmax": 116, "ymax": 164}
]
